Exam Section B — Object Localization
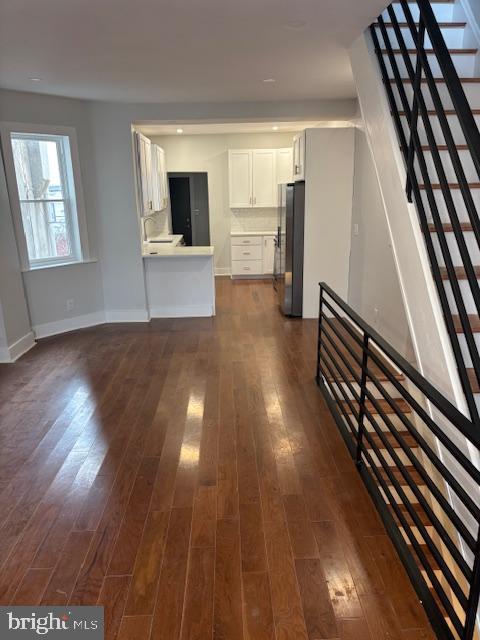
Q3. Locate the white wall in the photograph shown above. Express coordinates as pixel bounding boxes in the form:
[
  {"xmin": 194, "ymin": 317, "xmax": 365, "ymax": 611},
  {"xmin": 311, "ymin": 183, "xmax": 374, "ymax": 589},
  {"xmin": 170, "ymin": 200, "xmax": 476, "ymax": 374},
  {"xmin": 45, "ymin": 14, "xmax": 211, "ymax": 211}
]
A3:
[
  {"xmin": 0, "ymin": 89, "xmax": 105, "ymax": 335},
  {"xmin": 348, "ymin": 128, "xmax": 414, "ymax": 360},
  {"xmin": 150, "ymin": 132, "xmax": 296, "ymax": 274},
  {"xmin": 303, "ymin": 127, "xmax": 355, "ymax": 318},
  {"xmin": 349, "ymin": 33, "xmax": 465, "ymax": 408}
]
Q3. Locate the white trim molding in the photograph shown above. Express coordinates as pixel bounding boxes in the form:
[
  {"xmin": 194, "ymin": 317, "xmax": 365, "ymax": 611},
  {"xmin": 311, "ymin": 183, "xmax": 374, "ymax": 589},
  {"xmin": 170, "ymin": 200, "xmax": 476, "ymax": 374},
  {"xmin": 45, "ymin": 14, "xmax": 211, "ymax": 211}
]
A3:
[
  {"xmin": 33, "ymin": 311, "xmax": 105, "ymax": 339},
  {"xmin": 0, "ymin": 331, "xmax": 36, "ymax": 362},
  {"xmin": 214, "ymin": 267, "xmax": 231, "ymax": 276},
  {"xmin": 104, "ymin": 309, "xmax": 150, "ymax": 323},
  {"xmin": 149, "ymin": 304, "xmax": 215, "ymax": 318}
]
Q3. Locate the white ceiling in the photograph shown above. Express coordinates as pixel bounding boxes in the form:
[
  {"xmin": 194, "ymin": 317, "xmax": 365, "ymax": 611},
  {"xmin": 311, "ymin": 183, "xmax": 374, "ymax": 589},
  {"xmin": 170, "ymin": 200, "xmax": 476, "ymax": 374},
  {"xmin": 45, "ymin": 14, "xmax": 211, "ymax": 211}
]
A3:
[
  {"xmin": 0, "ymin": 0, "xmax": 387, "ymax": 103},
  {"xmin": 135, "ymin": 120, "xmax": 355, "ymax": 137}
]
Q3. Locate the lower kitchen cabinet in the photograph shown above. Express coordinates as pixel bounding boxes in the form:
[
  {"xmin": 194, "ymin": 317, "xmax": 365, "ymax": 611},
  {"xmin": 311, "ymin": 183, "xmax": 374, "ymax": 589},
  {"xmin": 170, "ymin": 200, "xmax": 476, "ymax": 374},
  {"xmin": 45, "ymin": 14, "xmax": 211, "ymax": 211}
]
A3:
[{"xmin": 231, "ymin": 234, "xmax": 276, "ymax": 277}]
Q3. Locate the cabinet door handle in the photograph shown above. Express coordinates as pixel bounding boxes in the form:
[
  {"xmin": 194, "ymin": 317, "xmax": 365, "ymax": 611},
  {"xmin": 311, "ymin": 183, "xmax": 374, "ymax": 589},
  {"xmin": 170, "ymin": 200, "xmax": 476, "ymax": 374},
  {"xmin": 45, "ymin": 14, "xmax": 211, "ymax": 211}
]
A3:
[
  {"xmin": 243, "ymin": 267, "xmax": 251, "ymax": 271},
  {"xmin": 242, "ymin": 252, "xmax": 251, "ymax": 255}
]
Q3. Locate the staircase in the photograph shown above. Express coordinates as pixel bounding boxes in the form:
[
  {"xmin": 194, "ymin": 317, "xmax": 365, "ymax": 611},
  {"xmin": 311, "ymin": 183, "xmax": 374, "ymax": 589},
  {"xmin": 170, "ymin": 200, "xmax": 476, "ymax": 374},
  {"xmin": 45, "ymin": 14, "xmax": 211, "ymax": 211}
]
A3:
[
  {"xmin": 317, "ymin": 3, "xmax": 480, "ymax": 637},
  {"xmin": 371, "ymin": 0, "xmax": 480, "ymax": 426}
]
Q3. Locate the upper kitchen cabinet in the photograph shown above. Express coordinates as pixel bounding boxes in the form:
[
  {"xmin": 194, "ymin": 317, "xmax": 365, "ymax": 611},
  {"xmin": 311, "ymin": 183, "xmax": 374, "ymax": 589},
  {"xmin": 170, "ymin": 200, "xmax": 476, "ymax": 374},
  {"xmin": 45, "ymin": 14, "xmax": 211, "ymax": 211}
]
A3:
[
  {"xmin": 135, "ymin": 132, "xmax": 153, "ymax": 214},
  {"xmin": 228, "ymin": 150, "xmax": 252, "ymax": 208},
  {"xmin": 228, "ymin": 148, "xmax": 285, "ymax": 208},
  {"xmin": 151, "ymin": 144, "xmax": 168, "ymax": 212},
  {"xmin": 134, "ymin": 132, "xmax": 168, "ymax": 214},
  {"xmin": 293, "ymin": 132, "xmax": 306, "ymax": 181},
  {"xmin": 252, "ymin": 149, "xmax": 276, "ymax": 207},
  {"xmin": 276, "ymin": 147, "xmax": 294, "ymax": 184}
]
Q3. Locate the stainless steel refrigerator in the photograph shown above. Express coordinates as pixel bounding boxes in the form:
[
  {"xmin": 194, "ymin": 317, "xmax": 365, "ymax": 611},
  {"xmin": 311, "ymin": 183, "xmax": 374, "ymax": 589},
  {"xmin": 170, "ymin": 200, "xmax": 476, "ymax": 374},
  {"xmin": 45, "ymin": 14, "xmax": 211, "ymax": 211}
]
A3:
[{"xmin": 274, "ymin": 182, "xmax": 305, "ymax": 316}]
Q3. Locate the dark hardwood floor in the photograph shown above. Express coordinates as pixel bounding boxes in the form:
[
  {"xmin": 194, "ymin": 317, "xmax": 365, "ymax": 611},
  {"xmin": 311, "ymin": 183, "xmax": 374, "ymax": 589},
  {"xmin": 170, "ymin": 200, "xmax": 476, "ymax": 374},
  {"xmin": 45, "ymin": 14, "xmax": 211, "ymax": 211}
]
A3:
[{"xmin": 0, "ymin": 278, "xmax": 434, "ymax": 639}]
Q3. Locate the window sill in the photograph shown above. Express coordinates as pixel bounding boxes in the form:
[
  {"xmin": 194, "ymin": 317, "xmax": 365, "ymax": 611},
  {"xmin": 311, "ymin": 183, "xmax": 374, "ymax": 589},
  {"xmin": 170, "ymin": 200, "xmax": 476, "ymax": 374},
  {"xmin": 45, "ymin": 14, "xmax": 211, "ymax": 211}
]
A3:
[{"xmin": 21, "ymin": 258, "xmax": 98, "ymax": 273}]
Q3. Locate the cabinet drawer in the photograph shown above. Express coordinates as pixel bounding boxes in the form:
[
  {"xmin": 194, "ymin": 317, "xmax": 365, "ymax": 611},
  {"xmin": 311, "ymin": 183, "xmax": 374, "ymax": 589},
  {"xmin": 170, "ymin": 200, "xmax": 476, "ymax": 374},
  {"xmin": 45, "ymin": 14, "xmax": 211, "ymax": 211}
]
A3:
[
  {"xmin": 231, "ymin": 236, "xmax": 262, "ymax": 246},
  {"xmin": 231, "ymin": 260, "xmax": 263, "ymax": 276},
  {"xmin": 231, "ymin": 245, "xmax": 262, "ymax": 261}
]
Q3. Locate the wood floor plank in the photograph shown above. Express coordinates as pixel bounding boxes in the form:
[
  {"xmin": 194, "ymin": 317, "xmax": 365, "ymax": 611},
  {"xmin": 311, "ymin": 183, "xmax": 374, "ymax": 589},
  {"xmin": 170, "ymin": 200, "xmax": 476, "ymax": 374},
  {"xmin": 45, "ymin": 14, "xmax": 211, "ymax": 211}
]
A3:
[
  {"xmin": 180, "ymin": 546, "xmax": 215, "ymax": 640},
  {"xmin": 214, "ymin": 518, "xmax": 244, "ymax": 640},
  {"xmin": 243, "ymin": 571, "xmax": 275, "ymax": 640},
  {"xmin": 107, "ymin": 456, "xmax": 159, "ymax": 575},
  {"xmin": 12, "ymin": 568, "xmax": 52, "ymax": 605},
  {"xmin": 98, "ymin": 575, "xmax": 131, "ymax": 640},
  {"xmin": 239, "ymin": 500, "xmax": 267, "ymax": 573},
  {"xmin": 117, "ymin": 615, "xmax": 152, "ymax": 640},
  {"xmin": 42, "ymin": 530, "xmax": 94, "ymax": 605},
  {"xmin": 311, "ymin": 521, "xmax": 364, "ymax": 619},
  {"xmin": 150, "ymin": 507, "xmax": 192, "ymax": 639},
  {"xmin": 123, "ymin": 510, "xmax": 170, "ymax": 616},
  {"xmin": 295, "ymin": 558, "xmax": 338, "ymax": 640},
  {"xmin": 283, "ymin": 494, "xmax": 319, "ymax": 560}
]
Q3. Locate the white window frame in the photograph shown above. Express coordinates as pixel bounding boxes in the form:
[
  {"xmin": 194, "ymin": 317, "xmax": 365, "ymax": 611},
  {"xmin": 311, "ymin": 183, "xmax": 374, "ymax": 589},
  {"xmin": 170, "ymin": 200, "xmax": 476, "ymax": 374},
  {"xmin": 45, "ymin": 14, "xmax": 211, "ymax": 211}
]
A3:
[{"xmin": 0, "ymin": 122, "xmax": 91, "ymax": 271}]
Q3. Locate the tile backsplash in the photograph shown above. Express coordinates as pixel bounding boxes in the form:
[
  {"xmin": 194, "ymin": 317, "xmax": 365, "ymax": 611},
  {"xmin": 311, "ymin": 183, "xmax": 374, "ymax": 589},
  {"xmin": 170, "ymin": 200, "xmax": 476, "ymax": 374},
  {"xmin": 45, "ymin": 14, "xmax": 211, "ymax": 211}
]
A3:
[{"xmin": 230, "ymin": 208, "xmax": 277, "ymax": 232}]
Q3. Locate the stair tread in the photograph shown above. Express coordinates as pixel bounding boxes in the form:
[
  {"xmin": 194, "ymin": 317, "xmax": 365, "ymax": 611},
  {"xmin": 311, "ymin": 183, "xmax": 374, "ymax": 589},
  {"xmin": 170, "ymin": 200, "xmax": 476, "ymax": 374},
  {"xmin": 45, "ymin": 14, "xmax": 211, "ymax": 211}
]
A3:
[
  {"xmin": 394, "ymin": 502, "xmax": 433, "ymax": 527},
  {"xmin": 440, "ymin": 265, "xmax": 480, "ymax": 280},
  {"xmin": 366, "ymin": 431, "xmax": 418, "ymax": 449},
  {"xmin": 390, "ymin": 77, "xmax": 480, "ymax": 83},
  {"xmin": 398, "ymin": 109, "xmax": 480, "ymax": 115},
  {"xmin": 427, "ymin": 222, "xmax": 473, "ymax": 232},
  {"xmin": 439, "ymin": 265, "xmax": 480, "ymax": 279},
  {"xmin": 419, "ymin": 182, "xmax": 480, "ymax": 189},
  {"xmin": 376, "ymin": 464, "xmax": 425, "ymax": 485},
  {"xmin": 377, "ymin": 21, "xmax": 466, "ymax": 28},
  {"xmin": 382, "ymin": 48, "xmax": 477, "ymax": 55},
  {"xmin": 453, "ymin": 314, "xmax": 480, "ymax": 332},
  {"xmin": 467, "ymin": 368, "xmax": 480, "ymax": 393},
  {"xmin": 340, "ymin": 398, "xmax": 411, "ymax": 415},
  {"xmin": 421, "ymin": 144, "xmax": 469, "ymax": 150}
]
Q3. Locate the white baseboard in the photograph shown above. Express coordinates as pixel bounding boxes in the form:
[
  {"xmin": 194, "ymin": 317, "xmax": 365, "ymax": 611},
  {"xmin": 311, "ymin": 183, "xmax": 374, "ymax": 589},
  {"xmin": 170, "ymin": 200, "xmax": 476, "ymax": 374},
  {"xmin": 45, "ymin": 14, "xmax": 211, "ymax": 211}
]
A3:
[
  {"xmin": 215, "ymin": 267, "xmax": 231, "ymax": 276},
  {"xmin": 0, "ymin": 345, "xmax": 10, "ymax": 363},
  {"xmin": 104, "ymin": 309, "xmax": 149, "ymax": 323},
  {"xmin": 149, "ymin": 304, "xmax": 214, "ymax": 318},
  {"xmin": 8, "ymin": 331, "xmax": 36, "ymax": 361},
  {"xmin": 34, "ymin": 311, "xmax": 105, "ymax": 339}
]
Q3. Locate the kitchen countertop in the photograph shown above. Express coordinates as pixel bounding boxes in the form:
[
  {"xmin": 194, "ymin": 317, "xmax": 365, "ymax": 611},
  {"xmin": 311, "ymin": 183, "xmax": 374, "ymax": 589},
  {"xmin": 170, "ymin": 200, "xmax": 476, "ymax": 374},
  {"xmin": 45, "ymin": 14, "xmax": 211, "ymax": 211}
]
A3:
[
  {"xmin": 142, "ymin": 244, "xmax": 214, "ymax": 258},
  {"xmin": 230, "ymin": 230, "xmax": 276, "ymax": 237},
  {"xmin": 145, "ymin": 234, "xmax": 184, "ymax": 246}
]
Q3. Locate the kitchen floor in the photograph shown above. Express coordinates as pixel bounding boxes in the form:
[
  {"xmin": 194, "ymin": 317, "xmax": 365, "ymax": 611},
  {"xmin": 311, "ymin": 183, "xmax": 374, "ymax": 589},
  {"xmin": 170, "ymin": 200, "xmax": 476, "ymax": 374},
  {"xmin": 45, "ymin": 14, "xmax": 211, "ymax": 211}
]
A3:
[{"xmin": 0, "ymin": 278, "xmax": 432, "ymax": 639}]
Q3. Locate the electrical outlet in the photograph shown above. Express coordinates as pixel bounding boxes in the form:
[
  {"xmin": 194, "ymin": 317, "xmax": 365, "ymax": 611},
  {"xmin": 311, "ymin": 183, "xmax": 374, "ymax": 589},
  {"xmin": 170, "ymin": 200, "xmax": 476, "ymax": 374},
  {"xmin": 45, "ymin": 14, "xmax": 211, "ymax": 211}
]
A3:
[
  {"xmin": 373, "ymin": 307, "xmax": 379, "ymax": 327},
  {"xmin": 66, "ymin": 299, "xmax": 75, "ymax": 311}
]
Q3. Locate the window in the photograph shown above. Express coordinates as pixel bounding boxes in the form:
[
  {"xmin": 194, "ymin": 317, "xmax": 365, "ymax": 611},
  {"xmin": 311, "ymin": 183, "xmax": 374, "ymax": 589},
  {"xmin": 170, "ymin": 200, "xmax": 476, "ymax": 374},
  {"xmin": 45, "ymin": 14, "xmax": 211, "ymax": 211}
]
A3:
[{"xmin": 1, "ymin": 124, "xmax": 90, "ymax": 270}]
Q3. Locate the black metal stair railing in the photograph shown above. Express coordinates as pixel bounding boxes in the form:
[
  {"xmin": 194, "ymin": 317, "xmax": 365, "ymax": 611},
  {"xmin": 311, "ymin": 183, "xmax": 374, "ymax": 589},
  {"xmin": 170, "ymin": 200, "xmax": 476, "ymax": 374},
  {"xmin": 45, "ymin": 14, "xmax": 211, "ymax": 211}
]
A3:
[
  {"xmin": 370, "ymin": 0, "xmax": 480, "ymax": 424},
  {"xmin": 316, "ymin": 282, "xmax": 480, "ymax": 640}
]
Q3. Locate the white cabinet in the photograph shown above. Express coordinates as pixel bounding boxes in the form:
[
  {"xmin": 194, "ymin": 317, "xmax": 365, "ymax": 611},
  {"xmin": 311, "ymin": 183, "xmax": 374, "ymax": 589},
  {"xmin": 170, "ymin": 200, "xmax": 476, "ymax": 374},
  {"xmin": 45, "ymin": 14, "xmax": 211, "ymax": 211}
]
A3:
[
  {"xmin": 136, "ymin": 132, "xmax": 153, "ymax": 214},
  {"xmin": 228, "ymin": 149, "xmax": 278, "ymax": 208},
  {"xmin": 151, "ymin": 145, "xmax": 168, "ymax": 212},
  {"xmin": 135, "ymin": 133, "xmax": 168, "ymax": 214},
  {"xmin": 262, "ymin": 235, "xmax": 276, "ymax": 275},
  {"xmin": 276, "ymin": 148, "xmax": 294, "ymax": 184},
  {"xmin": 231, "ymin": 234, "xmax": 276, "ymax": 277},
  {"xmin": 293, "ymin": 132, "xmax": 306, "ymax": 181},
  {"xmin": 252, "ymin": 150, "xmax": 277, "ymax": 207},
  {"xmin": 228, "ymin": 150, "xmax": 252, "ymax": 208}
]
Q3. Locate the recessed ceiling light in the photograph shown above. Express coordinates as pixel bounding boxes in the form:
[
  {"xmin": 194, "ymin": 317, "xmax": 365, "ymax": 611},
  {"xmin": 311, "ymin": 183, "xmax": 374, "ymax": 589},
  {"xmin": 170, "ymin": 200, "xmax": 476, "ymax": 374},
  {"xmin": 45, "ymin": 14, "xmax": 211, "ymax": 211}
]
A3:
[
  {"xmin": 29, "ymin": 77, "xmax": 42, "ymax": 82},
  {"xmin": 176, "ymin": 128, "xmax": 184, "ymax": 134},
  {"xmin": 263, "ymin": 78, "xmax": 276, "ymax": 83},
  {"xmin": 272, "ymin": 126, "xmax": 279, "ymax": 131},
  {"xmin": 284, "ymin": 19, "xmax": 306, "ymax": 30}
]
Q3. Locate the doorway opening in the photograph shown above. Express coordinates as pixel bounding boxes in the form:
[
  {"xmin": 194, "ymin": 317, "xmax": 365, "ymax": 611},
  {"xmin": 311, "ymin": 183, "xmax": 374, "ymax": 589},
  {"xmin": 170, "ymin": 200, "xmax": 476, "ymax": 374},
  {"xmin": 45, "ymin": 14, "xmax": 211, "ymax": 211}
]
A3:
[{"xmin": 168, "ymin": 172, "xmax": 211, "ymax": 246}]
